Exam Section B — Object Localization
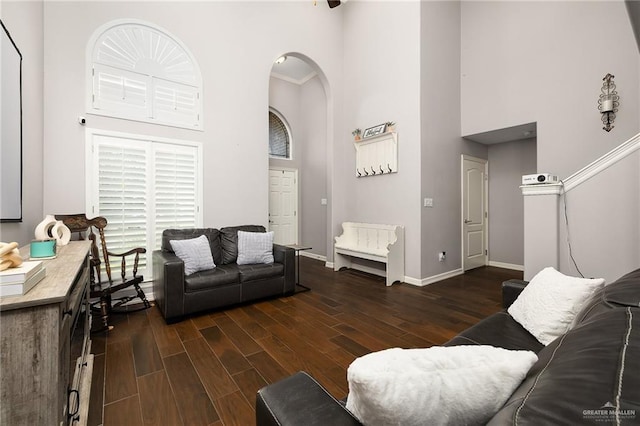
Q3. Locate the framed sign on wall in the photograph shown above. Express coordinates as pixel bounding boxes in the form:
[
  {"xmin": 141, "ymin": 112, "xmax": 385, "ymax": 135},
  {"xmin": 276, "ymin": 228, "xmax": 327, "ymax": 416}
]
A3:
[{"xmin": 363, "ymin": 123, "xmax": 386, "ymax": 139}]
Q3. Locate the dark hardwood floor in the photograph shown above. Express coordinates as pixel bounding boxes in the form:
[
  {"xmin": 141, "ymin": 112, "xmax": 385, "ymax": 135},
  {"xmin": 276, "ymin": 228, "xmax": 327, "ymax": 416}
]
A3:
[{"xmin": 88, "ymin": 257, "xmax": 522, "ymax": 426}]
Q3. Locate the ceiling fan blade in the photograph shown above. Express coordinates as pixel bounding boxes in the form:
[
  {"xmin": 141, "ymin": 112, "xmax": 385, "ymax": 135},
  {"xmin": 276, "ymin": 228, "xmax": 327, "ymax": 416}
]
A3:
[{"xmin": 328, "ymin": 0, "xmax": 341, "ymax": 8}]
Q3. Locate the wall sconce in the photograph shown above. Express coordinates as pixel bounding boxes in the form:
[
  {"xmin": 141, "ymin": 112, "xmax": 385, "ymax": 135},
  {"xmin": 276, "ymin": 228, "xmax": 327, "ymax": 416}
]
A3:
[{"xmin": 598, "ymin": 73, "xmax": 619, "ymax": 132}]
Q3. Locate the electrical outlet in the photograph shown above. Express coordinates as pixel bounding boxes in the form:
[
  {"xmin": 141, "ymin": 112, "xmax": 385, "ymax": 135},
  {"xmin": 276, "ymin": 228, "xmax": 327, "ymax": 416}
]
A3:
[
  {"xmin": 424, "ymin": 197, "xmax": 433, "ymax": 208},
  {"xmin": 438, "ymin": 251, "xmax": 446, "ymax": 262}
]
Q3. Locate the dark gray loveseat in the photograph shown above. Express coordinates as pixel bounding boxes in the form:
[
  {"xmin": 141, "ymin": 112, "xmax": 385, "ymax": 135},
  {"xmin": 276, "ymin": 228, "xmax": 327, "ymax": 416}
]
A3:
[
  {"xmin": 256, "ymin": 268, "xmax": 640, "ymax": 425},
  {"xmin": 152, "ymin": 225, "xmax": 295, "ymax": 323}
]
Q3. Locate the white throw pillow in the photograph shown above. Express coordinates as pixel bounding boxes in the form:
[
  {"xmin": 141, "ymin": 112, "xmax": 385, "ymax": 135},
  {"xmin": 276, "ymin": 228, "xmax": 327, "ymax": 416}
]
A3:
[
  {"xmin": 508, "ymin": 267, "xmax": 605, "ymax": 345},
  {"xmin": 170, "ymin": 235, "xmax": 215, "ymax": 275},
  {"xmin": 345, "ymin": 346, "xmax": 538, "ymax": 426},
  {"xmin": 237, "ymin": 231, "xmax": 274, "ymax": 265}
]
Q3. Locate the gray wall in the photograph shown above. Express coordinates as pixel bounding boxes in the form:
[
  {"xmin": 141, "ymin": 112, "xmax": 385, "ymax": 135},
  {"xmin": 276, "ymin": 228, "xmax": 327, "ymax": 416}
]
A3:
[
  {"xmin": 299, "ymin": 76, "xmax": 328, "ymax": 258},
  {"xmin": 627, "ymin": 0, "xmax": 640, "ymax": 51},
  {"xmin": 487, "ymin": 138, "xmax": 537, "ymax": 267},
  {"xmin": 462, "ymin": 1, "xmax": 640, "ymax": 282},
  {"xmin": 420, "ymin": 1, "xmax": 487, "ymax": 281},
  {"xmin": 0, "ymin": 1, "xmax": 44, "ymax": 246},
  {"xmin": 461, "ymin": 1, "xmax": 639, "ymax": 177},
  {"xmin": 269, "ymin": 77, "xmax": 301, "ymax": 171},
  {"xmin": 342, "ymin": 1, "xmax": 423, "ymax": 280}
]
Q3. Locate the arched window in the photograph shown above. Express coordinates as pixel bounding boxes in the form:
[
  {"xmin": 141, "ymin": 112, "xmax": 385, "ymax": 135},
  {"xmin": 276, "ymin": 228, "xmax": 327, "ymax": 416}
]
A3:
[
  {"xmin": 269, "ymin": 109, "xmax": 292, "ymax": 159},
  {"xmin": 87, "ymin": 20, "xmax": 203, "ymax": 130}
]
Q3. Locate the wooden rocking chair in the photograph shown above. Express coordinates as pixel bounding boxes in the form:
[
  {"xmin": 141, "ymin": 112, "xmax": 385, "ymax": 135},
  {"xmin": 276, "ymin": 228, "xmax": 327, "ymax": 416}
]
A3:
[{"xmin": 56, "ymin": 214, "xmax": 153, "ymax": 331}]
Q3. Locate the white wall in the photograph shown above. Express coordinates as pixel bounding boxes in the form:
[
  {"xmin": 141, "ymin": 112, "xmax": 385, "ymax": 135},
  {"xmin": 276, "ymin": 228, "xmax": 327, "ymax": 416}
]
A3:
[
  {"xmin": 0, "ymin": 1, "xmax": 44, "ymax": 247},
  {"xmin": 41, "ymin": 1, "xmax": 344, "ymax": 234},
  {"xmin": 487, "ymin": 138, "xmax": 536, "ymax": 267},
  {"xmin": 342, "ymin": 1, "xmax": 422, "ymax": 280},
  {"xmin": 461, "ymin": 1, "xmax": 639, "ymax": 178}
]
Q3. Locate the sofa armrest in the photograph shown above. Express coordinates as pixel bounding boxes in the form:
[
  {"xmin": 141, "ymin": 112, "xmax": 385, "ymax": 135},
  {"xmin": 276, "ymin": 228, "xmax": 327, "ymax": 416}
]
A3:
[
  {"xmin": 502, "ymin": 279, "xmax": 528, "ymax": 309},
  {"xmin": 256, "ymin": 371, "xmax": 362, "ymax": 426},
  {"xmin": 152, "ymin": 250, "xmax": 186, "ymax": 323},
  {"xmin": 273, "ymin": 244, "xmax": 295, "ymax": 294}
]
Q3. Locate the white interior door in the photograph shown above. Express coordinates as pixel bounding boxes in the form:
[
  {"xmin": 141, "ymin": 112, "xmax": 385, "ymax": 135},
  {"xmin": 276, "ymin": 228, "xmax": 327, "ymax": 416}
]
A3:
[
  {"xmin": 462, "ymin": 156, "xmax": 488, "ymax": 271},
  {"xmin": 269, "ymin": 168, "xmax": 298, "ymax": 245}
]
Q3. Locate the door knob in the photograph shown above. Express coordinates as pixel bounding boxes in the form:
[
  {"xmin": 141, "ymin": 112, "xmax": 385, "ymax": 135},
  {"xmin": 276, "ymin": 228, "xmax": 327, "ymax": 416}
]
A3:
[{"xmin": 464, "ymin": 219, "xmax": 471, "ymax": 224}]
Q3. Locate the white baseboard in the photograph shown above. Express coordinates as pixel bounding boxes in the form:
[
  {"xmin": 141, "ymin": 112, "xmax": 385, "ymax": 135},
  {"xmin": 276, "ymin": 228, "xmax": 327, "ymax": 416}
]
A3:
[
  {"xmin": 300, "ymin": 251, "xmax": 326, "ymax": 262},
  {"xmin": 488, "ymin": 261, "xmax": 524, "ymax": 271},
  {"xmin": 402, "ymin": 276, "xmax": 423, "ymax": 286},
  {"xmin": 325, "ymin": 261, "xmax": 334, "ymax": 269},
  {"xmin": 328, "ymin": 262, "xmax": 463, "ymax": 288},
  {"xmin": 405, "ymin": 268, "xmax": 464, "ymax": 287}
]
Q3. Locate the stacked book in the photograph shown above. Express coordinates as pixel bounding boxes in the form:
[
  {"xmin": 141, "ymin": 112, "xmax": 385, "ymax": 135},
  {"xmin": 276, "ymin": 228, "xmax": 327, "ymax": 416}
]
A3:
[{"xmin": 0, "ymin": 261, "xmax": 46, "ymax": 297}]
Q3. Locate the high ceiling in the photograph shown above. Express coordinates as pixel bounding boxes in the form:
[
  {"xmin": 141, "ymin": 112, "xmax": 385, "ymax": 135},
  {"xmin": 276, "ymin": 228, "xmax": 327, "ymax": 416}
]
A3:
[{"xmin": 271, "ymin": 56, "xmax": 316, "ymax": 85}]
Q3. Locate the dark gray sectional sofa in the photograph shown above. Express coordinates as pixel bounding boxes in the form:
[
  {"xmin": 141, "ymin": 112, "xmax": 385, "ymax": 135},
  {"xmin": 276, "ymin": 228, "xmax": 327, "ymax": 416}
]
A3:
[
  {"xmin": 256, "ymin": 268, "xmax": 640, "ymax": 425},
  {"xmin": 152, "ymin": 225, "xmax": 295, "ymax": 323}
]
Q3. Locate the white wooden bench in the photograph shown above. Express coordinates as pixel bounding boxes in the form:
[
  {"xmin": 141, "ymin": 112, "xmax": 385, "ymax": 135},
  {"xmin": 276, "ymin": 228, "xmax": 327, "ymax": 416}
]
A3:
[{"xmin": 333, "ymin": 222, "xmax": 405, "ymax": 286}]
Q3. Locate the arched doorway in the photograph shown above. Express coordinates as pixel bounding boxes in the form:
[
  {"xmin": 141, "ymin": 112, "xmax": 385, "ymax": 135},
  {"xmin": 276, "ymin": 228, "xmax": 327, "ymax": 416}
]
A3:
[{"xmin": 268, "ymin": 53, "xmax": 330, "ymax": 261}]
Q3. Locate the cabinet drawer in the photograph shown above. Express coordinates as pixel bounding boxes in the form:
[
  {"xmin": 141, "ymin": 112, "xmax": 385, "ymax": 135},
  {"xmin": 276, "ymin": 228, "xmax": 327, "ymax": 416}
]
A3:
[
  {"xmin": 61, "ymin": 260, "xmax": 89, "ymax": 340},
  {"xmin": 65, "ymin": 257, "xmax": 89, "ymax": 316}
]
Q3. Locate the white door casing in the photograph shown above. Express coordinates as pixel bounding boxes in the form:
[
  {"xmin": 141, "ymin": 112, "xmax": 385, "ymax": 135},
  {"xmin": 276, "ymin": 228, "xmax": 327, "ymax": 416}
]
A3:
[
  {"xmin": 461, "ymin": 156, "xmax": 488, "ymax": 271},
  {"xmin": 269, "ymin": 168, "xmax": 298, "ymax": 245}
]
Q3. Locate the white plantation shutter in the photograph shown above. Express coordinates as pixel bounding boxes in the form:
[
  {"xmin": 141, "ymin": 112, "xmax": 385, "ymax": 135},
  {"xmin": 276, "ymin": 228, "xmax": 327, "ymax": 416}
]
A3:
[
  {"xmin": 89, "ymin": 131, "xmax": 202, "ymax": 278},
  {"xmin": 153, "ymin": 78, "xmax": 200, "ymax": 128},
  {"xmin": 89, "ymin": 21, "xmax": 203, "ymax": 130},
  {"xmin": 95, "ymin": 138, "xmax": 150, "ymax": 271},
  {"xmin": 152, "ymin": 144, "xmax": 199, "ymax": 249},
  {"xmin": 93, "ymin": 64, "xmax": 148, "ymax": 119}
]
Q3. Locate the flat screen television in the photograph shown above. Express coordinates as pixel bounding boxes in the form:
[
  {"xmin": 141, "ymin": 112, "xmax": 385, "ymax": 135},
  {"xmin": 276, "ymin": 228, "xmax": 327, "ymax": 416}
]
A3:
[{"xmin": 0, "ymin": 19, "xmax": 23, "ymax": 222}]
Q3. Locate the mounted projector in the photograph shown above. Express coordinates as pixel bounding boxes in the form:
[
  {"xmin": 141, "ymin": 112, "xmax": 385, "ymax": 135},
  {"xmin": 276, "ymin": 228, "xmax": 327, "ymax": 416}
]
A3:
[{"xmin": 522, "ymin": 173, "xmax": 559, "ymax": 185}]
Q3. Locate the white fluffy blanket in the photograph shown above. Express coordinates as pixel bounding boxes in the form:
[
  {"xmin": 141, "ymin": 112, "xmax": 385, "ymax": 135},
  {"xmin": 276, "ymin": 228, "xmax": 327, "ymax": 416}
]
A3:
[{"xmin": 345, "ymin": 345, "xmax": 538, "ymax": 426}]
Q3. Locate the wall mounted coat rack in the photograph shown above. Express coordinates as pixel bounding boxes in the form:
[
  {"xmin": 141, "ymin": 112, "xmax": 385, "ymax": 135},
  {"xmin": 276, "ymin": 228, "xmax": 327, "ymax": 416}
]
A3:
[{"xmin": 354, "ymin": 132, "xmax": 398, "ymax": 177}]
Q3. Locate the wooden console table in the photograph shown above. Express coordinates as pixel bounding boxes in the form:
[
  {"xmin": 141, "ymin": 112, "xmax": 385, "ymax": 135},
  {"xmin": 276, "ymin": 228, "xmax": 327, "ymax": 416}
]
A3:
[{"xmin": 0, "ymin": 241, "xmax": 93, "ymax": 425}]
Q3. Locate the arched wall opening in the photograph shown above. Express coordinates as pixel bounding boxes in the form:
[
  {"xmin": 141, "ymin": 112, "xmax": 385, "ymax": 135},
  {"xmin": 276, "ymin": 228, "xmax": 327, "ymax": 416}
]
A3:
[{"xmin": 267, "ymin": 52, "xmax": 332, "ymax": 261}]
